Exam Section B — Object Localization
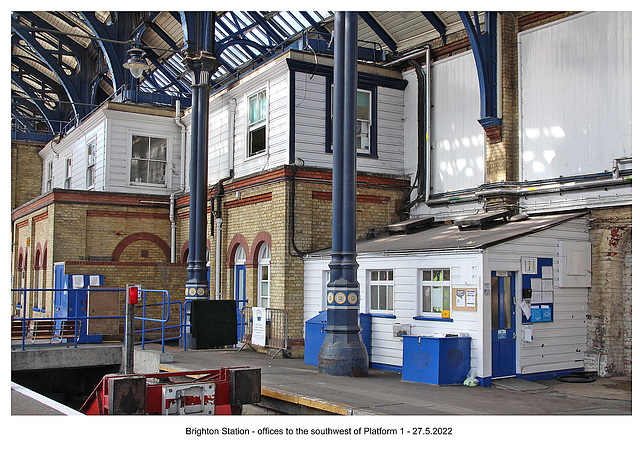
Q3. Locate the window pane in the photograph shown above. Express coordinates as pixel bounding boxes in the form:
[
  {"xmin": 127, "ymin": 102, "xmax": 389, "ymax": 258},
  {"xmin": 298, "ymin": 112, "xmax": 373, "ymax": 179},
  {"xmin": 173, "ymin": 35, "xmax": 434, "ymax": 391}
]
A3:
[
  {"xmin": 261, "ymin": 265, "xmax": 269, "ymax": 281},
  {"xmin": 132, "ymin": 136, "xmax": 148, "ymax": 159},
  {"xmin": 130, "ymin": 159, "xmax": 147, "ymax": 182},
  {"xmin": 261, "ymin": 282, "xmax": 269, "ymax": 296},
  {"xmin": 387, "ymin": 285, "xmax": 393, "ymax": 310},
  {"xmin": 371, "ymin": 271, "xmax": 378, "ymax": 281},
  {"xmin": 356, "ymin": 121, "xmax": 370, "ymax": 150},
  {"xmin": 249, "ymin": 91, "xmax": 266, "ymax": 124},
  {"xmin": 433, "ymin": 270, "xmax": 442, "ymax": 281},
  {"xmin": 443, "ymin": 270, "xmax": 450, "ymax": 281},
  {"xmin": 149, "ymin": 137, "xmax": 167, "ymax": 160},
  {"xmin": 432, "ymin": 286, "xmax": 443, "ymax": 312},
  {"xmin": 249, "ymin": 126, "xmax": 266, "ymax": 156},
  {"xmin": 379, "ymin": 285, "xmax": 387, "ymax": 309},
  {"xmin": 371, "ymin": 285, "xmax": 378, "ymax": 310},
  {"xmin": 422, "ymin": 286, "xmax": 432, "ymax": 313},
  {"xmin": 357, "ymin": 91, "xmax": 370, "ymax": 120},
  {"xmin": 443, "ymin": 286, "xmax": 450, "ymax": 311},
  {"xmin": 380, "ymin": 270, "xmax": 387, "ymax": 281},
  {"xmin": 423, "ymin": 270, "xmax": 431, "ymax": 281},
  {"xmin": 148, "ymin": 161, "xmax": 166, "ymax": 184}
]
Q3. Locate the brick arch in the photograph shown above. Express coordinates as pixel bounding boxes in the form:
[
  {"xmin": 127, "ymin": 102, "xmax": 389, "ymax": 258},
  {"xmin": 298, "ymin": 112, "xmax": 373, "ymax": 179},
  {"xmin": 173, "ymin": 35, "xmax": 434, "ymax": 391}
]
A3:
[
  {"xmin": 226, "ymin": 234, "xmax": 250, "ymax": 268},
  {"xmin": 248, "ymin": 231, "xmax": 271, "ymax": 268},
  {"xmin": 33, "ymin": 241, "xmax": 47, "ymax": 269},
  {"xmin": 112, "ymin": 232, "xmax": 171, "ymax": 262},
  {"xmin": 180, "ymin": 239, "xmax": 212, "ymax": 264}
]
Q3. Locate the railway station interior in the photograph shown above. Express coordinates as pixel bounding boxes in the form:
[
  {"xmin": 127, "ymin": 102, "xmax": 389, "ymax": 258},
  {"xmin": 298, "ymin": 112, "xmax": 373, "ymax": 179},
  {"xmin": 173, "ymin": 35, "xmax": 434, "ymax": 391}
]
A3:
[{"xmin": 9, "ymin": 9, "xmax": 633, "ymax": 450}]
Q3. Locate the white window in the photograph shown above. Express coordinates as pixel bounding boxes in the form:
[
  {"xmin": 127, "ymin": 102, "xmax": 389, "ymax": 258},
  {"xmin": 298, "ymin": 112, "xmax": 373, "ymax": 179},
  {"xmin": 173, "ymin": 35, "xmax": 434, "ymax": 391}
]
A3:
[
  {"xmin": 86, "ymin": 141, "xmax": 96, "ymax": 188},
  {"xmin": 247, "ymin": 89, "xmax": 267, "ymax": 157},
  {"xmin": 130, "ymin": 135, "xmax": 167, "ymax": 185},
  {"xmin": 420, "ymin": 269, "xmax": 451, "ymax": 315},
  {"xmin": 45, "ymin": 160, "xmax": 53, "ymax": 191},
  {"xmin": 331, "ymin": 87, "xmax": 372, "ymax": 154},
  {"xmin": 321, "ymin": 270, "xmax": 330, "ymax": 311},
  {"xmin": 356, "ymin": 89, "xmax": 371, "ymax": 152},
  {"xmin": 257, "ymin": 243, "xmax": 271, "ymax": 307},
  {"xmin": 369, "ymin": 270, "xmax": 394, "ymax": 312},
  {"xmin": 64, "ymin": 157, "xmax": 72, "ymax": 189}
]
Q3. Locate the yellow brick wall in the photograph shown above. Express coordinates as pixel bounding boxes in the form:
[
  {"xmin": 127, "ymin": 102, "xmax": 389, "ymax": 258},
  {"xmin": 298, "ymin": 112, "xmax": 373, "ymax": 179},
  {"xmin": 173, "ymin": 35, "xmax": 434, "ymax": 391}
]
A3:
[
  {"xmin": 176, "ymin": 166, "xmax": 408, "ymax": 357},
  {"xmin": 11, "ymin": 140, "xmax": 45, "ymax": 210}
]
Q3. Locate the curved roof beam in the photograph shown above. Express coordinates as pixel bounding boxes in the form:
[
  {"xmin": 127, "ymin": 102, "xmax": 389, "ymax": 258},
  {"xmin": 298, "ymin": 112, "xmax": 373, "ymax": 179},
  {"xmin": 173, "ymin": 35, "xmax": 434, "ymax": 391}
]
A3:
[{"xmin": 11, "ymin": 15, "xmax": 84, "ymax": 121}]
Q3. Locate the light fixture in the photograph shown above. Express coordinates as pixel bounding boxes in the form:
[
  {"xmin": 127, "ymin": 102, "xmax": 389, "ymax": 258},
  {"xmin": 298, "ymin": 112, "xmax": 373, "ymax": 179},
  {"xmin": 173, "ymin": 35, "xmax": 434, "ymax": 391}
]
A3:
[{"xmin": 123, "ymin": 47, "xmax": 150, "ymax": 79}]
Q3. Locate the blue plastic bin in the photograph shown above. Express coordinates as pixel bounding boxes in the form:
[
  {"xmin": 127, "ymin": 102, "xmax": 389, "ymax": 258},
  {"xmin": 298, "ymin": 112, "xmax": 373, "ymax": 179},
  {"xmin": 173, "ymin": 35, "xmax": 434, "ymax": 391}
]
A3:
[
  {"xmin": 304, "ymin": 311, "xmax": 371, "ymax": 366},
  {"xmin": 402, "ymin": 335, "xmax": 471, "ymax": 385}
]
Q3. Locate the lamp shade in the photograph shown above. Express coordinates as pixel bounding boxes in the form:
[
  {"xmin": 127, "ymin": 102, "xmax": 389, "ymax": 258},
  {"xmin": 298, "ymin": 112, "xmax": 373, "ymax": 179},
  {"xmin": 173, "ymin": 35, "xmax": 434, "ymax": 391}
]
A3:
[{"xmin": 123, "ymin": 48, "xmax": 149, "ymax": 79}]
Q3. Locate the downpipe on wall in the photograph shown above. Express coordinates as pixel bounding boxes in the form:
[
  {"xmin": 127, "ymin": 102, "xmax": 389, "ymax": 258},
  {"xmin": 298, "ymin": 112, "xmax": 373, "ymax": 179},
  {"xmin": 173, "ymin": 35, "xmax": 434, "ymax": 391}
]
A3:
[{"xmin": 171, "ymin": 99, "xmax": 188, "ymax": 263}]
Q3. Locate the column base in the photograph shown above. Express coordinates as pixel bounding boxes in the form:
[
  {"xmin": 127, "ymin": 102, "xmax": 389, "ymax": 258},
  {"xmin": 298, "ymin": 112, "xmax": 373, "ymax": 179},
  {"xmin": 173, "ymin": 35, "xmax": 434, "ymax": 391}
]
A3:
[{"xmin": 318, "ymin": 337, "xmax": 369, "ymax": 377}]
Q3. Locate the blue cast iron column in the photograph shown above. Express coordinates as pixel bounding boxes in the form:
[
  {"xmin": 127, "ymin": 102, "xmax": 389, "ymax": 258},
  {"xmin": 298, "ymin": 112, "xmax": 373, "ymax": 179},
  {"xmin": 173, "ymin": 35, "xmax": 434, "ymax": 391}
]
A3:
[
  {"xmin": 184, "ymin": 51, "xmax": 220, "ymax": 300},
  {"xmin": 318, "ymin": 11, "xmax": 369, "ymax": 377}
]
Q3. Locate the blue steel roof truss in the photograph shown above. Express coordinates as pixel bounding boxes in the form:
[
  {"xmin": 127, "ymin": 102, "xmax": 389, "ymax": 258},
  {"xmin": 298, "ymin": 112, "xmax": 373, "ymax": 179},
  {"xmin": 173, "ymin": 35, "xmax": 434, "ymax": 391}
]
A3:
[{"xmin": 12, "ymin": 10, "xmax": 496, "ymax": 143}]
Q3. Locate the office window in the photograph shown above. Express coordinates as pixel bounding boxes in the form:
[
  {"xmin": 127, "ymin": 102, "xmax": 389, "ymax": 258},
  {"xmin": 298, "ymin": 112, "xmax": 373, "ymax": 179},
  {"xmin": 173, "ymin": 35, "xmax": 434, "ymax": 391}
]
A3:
[
  {"xmin": 330, "ymin": 86, "xmax": 374, "ymax": 155},
  {"xmin": 86, "ymin": 141, "xmax": 96, "ymax": 188},
  {"xmin": 45, "ymin": 160, "xmax": 53, "ymax": 191},
  {"xmin": 421, "ymin": 269, "xmax": 451, "ymax": 315},
  {"xmin": 369, "ymin": 269, "xmax": 394, "ymax": 312},
  {"xmin": 64, "ymin": 157, "xmax": 72, "ymax": 189},
  {"xmin": 247, "ymin": 89, "xmax": 267, "ymax": 157},
  {"xmin": 130, "ymin": 135, "xmax": 167, "ymax": 185},
  {"xmin": 257, "ymin": 243, "xmax": 271, "ymax": 307}
]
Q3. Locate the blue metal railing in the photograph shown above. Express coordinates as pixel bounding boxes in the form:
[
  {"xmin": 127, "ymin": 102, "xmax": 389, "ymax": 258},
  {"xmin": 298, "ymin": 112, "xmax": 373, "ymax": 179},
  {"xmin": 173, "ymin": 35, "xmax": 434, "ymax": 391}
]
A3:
[{"xmin": 11, "ymin": 287, "xmax": 187, "ymax": 354}]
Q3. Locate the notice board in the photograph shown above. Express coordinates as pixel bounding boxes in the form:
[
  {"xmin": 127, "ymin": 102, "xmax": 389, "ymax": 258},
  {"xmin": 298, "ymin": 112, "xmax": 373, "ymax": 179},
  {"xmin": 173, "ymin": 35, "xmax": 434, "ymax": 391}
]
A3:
[
  {"xmin": 521, "ymin": 257, "xmax": 554, "ymax": 323},
  {"xmin": 452, "ymin": 288, "xmax": 478, "ymax": 311}
]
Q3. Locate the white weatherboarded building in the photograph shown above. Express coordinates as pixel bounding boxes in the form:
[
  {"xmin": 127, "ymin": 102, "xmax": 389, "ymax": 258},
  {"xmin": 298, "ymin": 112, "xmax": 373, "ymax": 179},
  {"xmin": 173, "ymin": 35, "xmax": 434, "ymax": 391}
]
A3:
[{"xmin": 304, "ymin": 212, "xmax": 591, "ymax": 385}]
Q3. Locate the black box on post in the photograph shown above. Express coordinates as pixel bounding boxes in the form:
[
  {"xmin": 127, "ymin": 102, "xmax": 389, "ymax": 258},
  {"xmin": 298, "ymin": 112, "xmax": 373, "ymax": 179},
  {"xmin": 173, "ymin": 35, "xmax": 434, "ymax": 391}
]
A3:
[{"xmin": 191, "ymin": 300, "xmax": 237, "ymax": 349}]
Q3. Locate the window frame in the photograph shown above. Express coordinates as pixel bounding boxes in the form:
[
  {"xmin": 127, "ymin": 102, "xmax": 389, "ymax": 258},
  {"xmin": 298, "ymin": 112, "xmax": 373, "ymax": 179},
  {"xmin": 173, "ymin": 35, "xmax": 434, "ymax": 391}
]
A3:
[
  {"xmin": 128, "ymin": 133, "xmax": 169, "ymax": 187},
  {"xmin": 368, "ymin": 269, "xmax": 394, "ymax": 314},
  {"xmin": 86, "ymin": 140, "xmax": 96, "ymax": 189},
  {"xmin": 246, "ymin": 87, "xmax": 268, "ymax": 158},
  {"xmin": 326, "ymin": 80, "xmax": 378, "ymax": 158},
  {"xmin": 45, "ymin": 160, "xmax": 53, "ymax": 192},
  {"xmin": 64, "ymin": 157, "xmax": 72, "ymax": 189},
  {"xmin": 257, "ymin": 243, "xmax": 271, "ymax": 308},
  {"xmin": 419, "ymin": 269, "xmax": 452, "ymax": 317}
]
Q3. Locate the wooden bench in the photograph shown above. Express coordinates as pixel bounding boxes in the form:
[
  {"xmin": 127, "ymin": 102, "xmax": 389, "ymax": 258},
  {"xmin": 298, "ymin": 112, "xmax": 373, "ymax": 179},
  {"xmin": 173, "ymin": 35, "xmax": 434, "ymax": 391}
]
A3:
[
  {"xmin": 11, "ymin": 319, "xmax": 27, "ymax": 340},
  {"xmin": 53, "ymin": 320, "xmax": 82, "ymax": 342}
]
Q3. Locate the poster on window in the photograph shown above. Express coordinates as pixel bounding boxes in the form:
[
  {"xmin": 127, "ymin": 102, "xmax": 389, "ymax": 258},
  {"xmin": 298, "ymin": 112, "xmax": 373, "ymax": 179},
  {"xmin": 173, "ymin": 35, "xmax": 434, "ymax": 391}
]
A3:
[{"xmin": 252, "ymin": 307, "xmax": 266, "ymax": 346}]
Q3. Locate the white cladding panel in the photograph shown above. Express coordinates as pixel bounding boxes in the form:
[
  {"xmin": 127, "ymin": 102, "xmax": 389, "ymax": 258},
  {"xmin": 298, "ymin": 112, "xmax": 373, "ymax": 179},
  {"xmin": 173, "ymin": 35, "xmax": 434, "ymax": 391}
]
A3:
[
  {"xmin": 519, "ymin": 11, "xmax": 632, "ymax": 180},
  {"xmin": 106, "ymin": 111, "xmax": 182, "ymax": 195},
  {"xmin": 40, "ymin": 115, "xmax": 108, "ymax": 192},
  {"xmin": 293, "ymin": 72, "xmax": 327, "ymax": 166},
  {"xmin": 304, "ymin": 252, "xmax": 485, "ymax": 374},
  {"xmin": 208, "ymin": 60, "xmax": 291, "ymax": 181},
  {"xmin": 292, "ymin": 71, "xmax": 406, "ymax": 174},
  {"xmin": 431, "ymin": 51, "xmax": 485, "ymax": 194},
  {"xmin": 484, "ymin": 217, "xmax": 590, "ymax": 376}
]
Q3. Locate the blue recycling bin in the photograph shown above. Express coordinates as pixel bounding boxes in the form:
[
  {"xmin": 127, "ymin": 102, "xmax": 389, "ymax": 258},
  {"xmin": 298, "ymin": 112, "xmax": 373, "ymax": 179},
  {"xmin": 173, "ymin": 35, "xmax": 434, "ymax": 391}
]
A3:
[
  {"xmin": 304, "ymin": 311, "xmax": 371, "ymax": 366},
  {"xmin": 402, "ymin": 335, "xmax": 471, "ymax": 385}
]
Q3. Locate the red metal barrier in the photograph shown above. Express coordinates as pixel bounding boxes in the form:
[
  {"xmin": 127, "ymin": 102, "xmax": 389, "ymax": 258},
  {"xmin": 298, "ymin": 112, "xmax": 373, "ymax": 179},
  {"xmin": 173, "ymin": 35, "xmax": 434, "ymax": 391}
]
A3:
[{"xmin": 80, "ymin": 367, "xmax": 260, "ymax": 415}]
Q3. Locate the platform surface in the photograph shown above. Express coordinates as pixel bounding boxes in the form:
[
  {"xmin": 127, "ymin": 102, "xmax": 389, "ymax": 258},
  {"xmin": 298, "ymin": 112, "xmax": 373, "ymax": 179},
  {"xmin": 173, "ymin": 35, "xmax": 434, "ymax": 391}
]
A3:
[{"xmin": 149, "ymin": 344, "xmax": 631, "ymax": 416}]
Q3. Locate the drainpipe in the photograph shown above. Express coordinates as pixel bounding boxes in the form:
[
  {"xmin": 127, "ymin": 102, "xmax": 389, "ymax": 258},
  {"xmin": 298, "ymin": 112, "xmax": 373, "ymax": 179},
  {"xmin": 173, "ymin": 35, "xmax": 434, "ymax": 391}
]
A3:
[
  {"xmin": 211, "ymin": 98, "xmax": 236, "ymax": 298},
  {"xmin": 170, "ymin": 100, "xmax": 187, "ymax": 263}
]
